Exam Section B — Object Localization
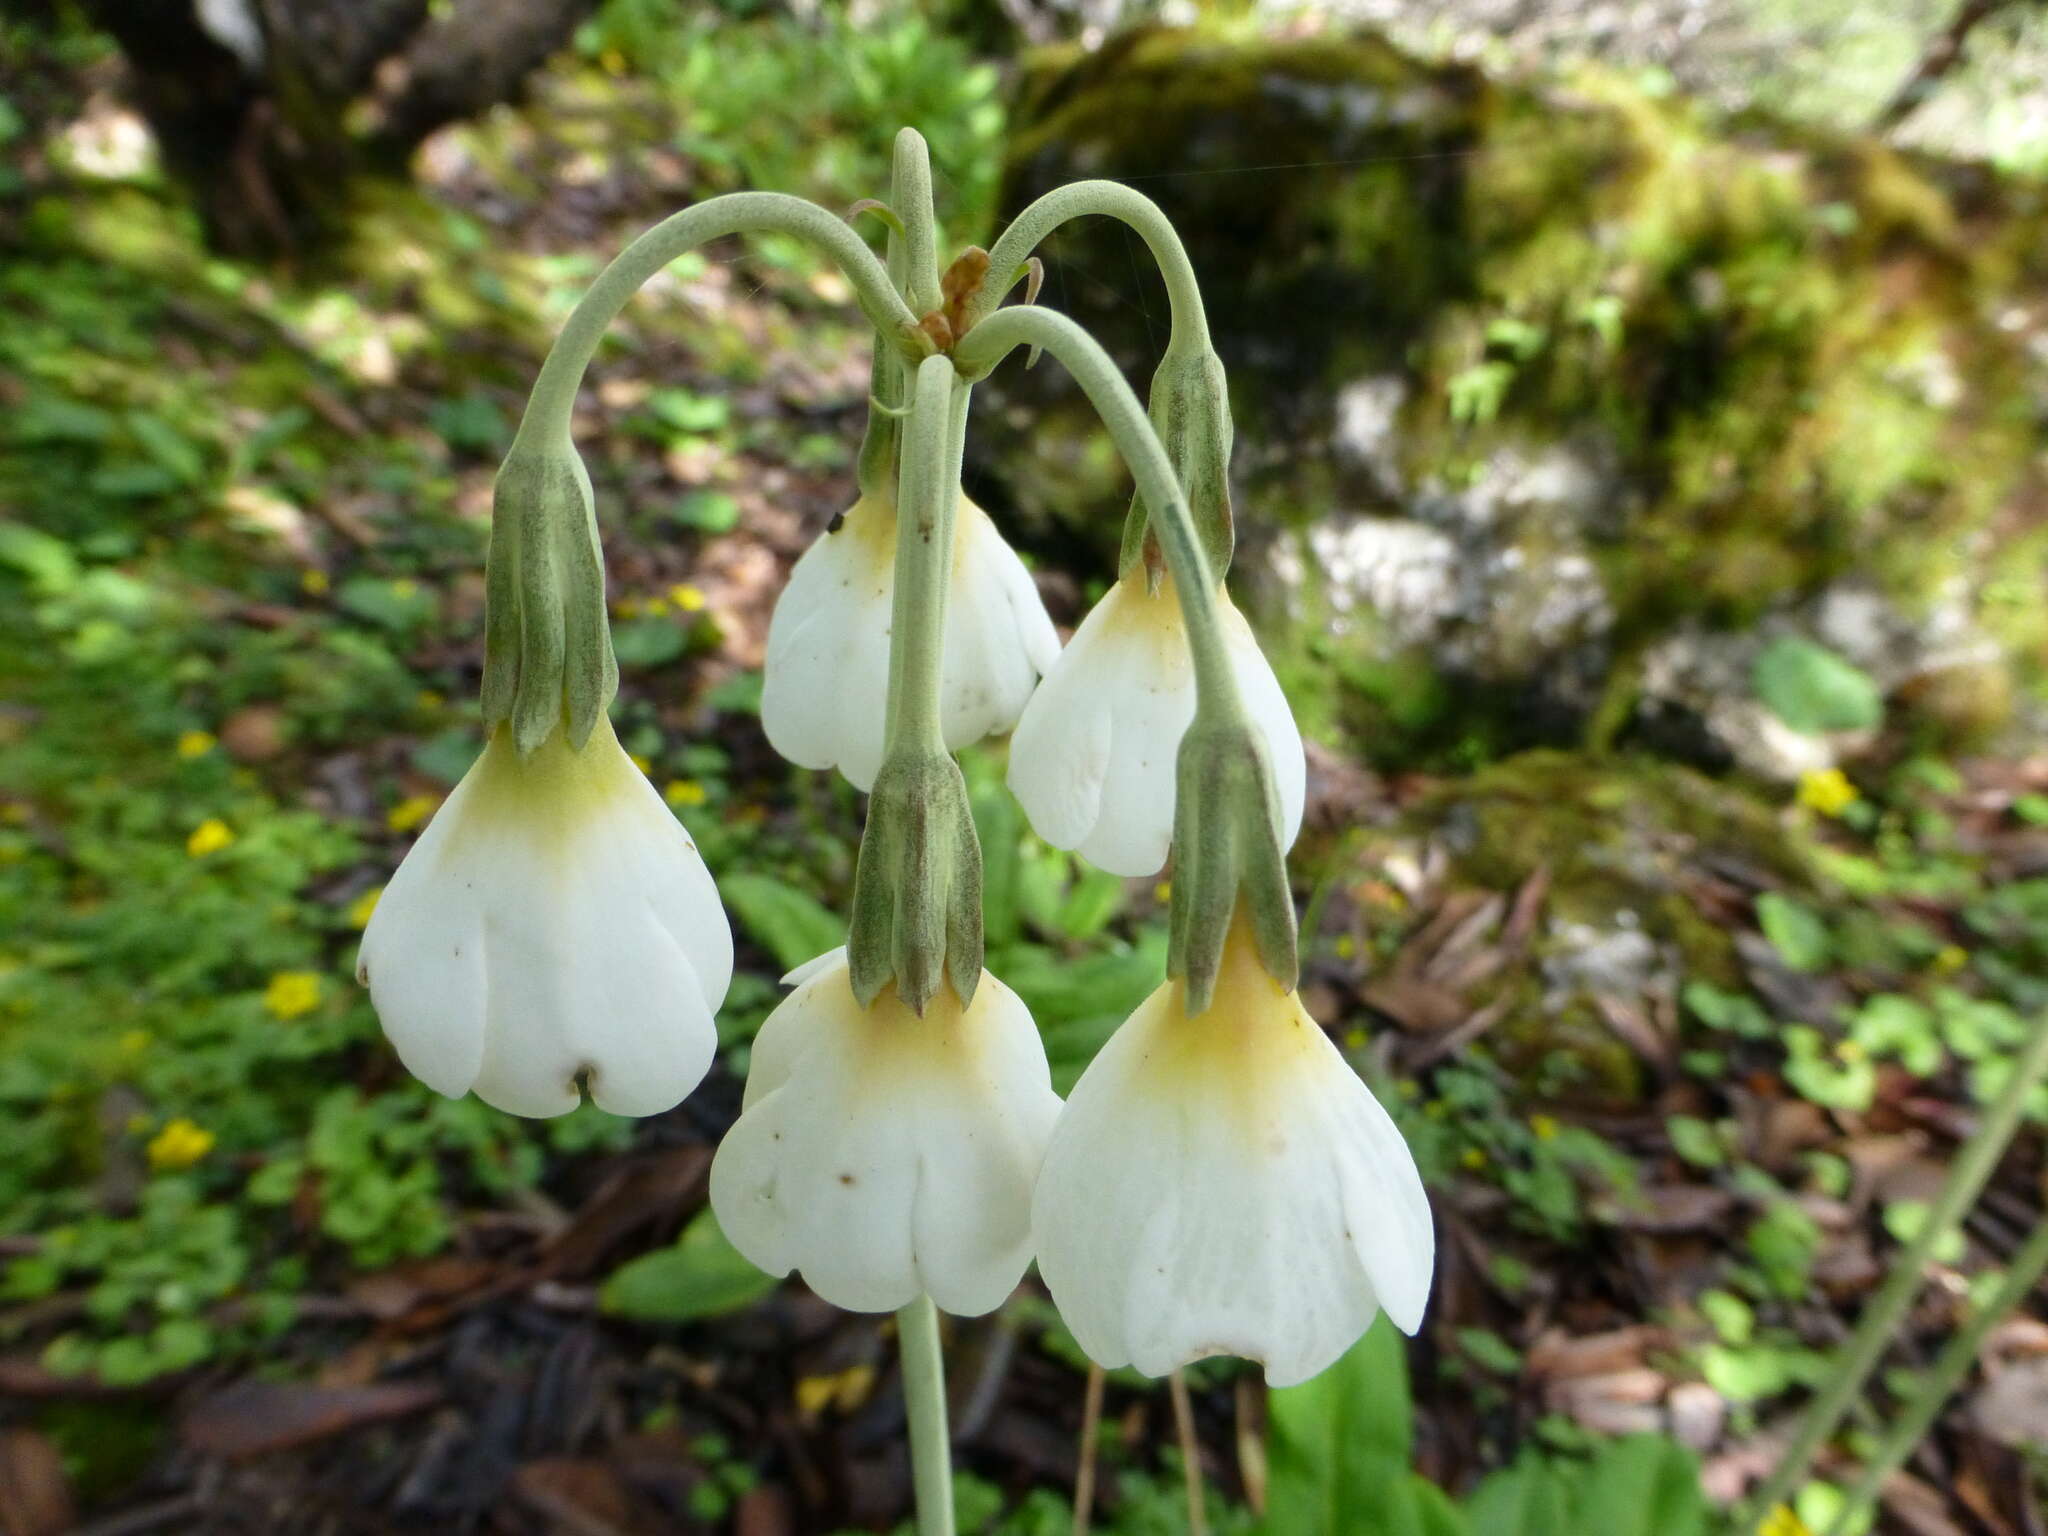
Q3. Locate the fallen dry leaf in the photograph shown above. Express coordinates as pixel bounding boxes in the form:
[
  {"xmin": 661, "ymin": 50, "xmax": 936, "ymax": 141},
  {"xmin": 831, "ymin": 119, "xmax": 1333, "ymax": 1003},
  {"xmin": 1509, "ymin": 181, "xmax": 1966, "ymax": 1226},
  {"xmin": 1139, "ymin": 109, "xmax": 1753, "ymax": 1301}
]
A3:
[
  {"xmin": 0, "ymin": 1429, "xmax": 74, "ymax": 1536},
  {"xmin": 181, "ymin": 1379, "xmax": 442, "ymax": 1458}
]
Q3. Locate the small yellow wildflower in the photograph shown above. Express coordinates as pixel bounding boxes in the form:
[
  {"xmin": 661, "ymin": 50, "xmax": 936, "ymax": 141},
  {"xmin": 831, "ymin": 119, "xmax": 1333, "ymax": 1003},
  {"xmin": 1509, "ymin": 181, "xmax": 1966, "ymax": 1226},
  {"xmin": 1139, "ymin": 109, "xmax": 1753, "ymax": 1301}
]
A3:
[
  {"xmin": 614, "ymin": 595, "xmax": 642, "ymax": 618},
  {"xmin": 300, "ymin": 569, "xmax": 330, "ymax": 595},
  {"xmin": 1530, "ymin": 1114, "xmax": 1561, "ymax": 1141},
  {"xmin": 1333, "ymin": 933, "xmax": 1357, "ymax": 960},
  {"xmin": 1460, "ymin": 1147, "xmax": 1488, "ymax": 1171},
  {"xmin": 346, "ymin": 886, "xmax": 384, "ymax": 929},
  {"xmin": 630, "ymin": 752, "xmax": 654, "ymax": 775},
  {"xmin": 264, "ymin": 971, "xmax": 323, "ymax": 1020},
  {"xmin": 1343, "ymin": 1027, "xmax": 1368, "ymax": 1049},
  {"xmin": 1757, "ymin": 1506, "xmax": 1813, "ymax": 1536},
  {"xmin": 643, "ymin": 595, "xmax": 672, "ymax": 617},
  {"xmin": 794, "ymin": 1362, "xmax": 876, "ymax": 1420},
  {"xmin": 1932, "ymin": 945, "xmax": 1967, "ymax": 974},
  {"xmin": 1153, "ymin": 881, "xmax": 1172, "ymax": 904},
  {"xmin": 176, "ymin": 730, "xmax": 216, "ymax": 759},
  {"xmin": 186, "ymin": 818, "xmax": 234, "ymax": 857},
  {"xmin": 1796, "ymin": 768, "xmax": 1858, "ymax": 817},
  {"xmin": 387, "ymin": 794, "xmax": 440, "ymax": 833},
  {"xmin": 147, "ymin": 1118, "xmax": 215, "ymax": 1171},
  {"xmin": 669, "ymin": 583, "xmax": 707, "ymax": 613},
  {"xmin": 391, "ymin": 578, "xmax": 419, "ymax": 599},
  {"xmin": 663, "ymin": 779, "xmax": 707, "ymax": 808}
]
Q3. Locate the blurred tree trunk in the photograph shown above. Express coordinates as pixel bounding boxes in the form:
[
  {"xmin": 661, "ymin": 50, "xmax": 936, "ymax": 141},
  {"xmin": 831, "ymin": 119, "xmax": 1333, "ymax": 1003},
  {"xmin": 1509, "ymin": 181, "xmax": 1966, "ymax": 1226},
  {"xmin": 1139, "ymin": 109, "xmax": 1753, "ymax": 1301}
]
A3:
[{"xmin": 78, "ymin": 0, "xmax": 599, "ymax": 259}]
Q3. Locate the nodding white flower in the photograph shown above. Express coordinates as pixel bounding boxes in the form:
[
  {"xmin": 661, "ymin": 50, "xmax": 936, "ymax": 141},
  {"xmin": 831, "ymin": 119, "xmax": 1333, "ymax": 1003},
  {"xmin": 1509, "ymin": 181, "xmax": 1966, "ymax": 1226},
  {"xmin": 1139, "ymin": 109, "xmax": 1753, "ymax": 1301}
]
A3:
[
  {"xmin": 710, "ymin": 949, "xmax": 1061, "ymax": 1316},
  {"xmin": 357, "ymin": 718, "xmax": 732, "ymax": 1119},
  {"xmin": 1006, "ymin": 573, "xmax": 1304, "ymax": 877},
  {"xmin": 1031, "ymin": 916, "xmax": 1433, "ymax": 1387},
  {"xmin": 761, "ymin": 493, "xmax": 1059, "ymax": 792}
]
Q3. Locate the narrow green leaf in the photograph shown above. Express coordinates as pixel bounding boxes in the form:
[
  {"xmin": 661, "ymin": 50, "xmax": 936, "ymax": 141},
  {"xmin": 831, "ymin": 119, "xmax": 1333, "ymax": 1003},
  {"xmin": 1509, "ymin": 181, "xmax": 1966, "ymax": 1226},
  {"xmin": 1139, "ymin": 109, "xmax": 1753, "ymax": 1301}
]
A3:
[
  {"xmin": 719, "ymin": 872, "xmax": 845, "ymax": 974},
  {"xmin": 599, "ymin": 1209, "xmax": 777, "ymax": 1323},
  {"xmin": 1265, "ymin": 1317, "xmax": 1414, "ymax": 1534}
]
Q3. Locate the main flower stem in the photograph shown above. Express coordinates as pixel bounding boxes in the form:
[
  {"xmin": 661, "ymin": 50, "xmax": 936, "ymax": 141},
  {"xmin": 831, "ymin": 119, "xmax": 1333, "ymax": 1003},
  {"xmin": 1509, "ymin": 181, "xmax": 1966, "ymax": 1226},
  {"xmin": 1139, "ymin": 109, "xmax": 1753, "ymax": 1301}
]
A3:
[
  {"xmin": 899, "ymin": 1294, "xmax": 955, "ymax": 1536},
  {"xmin": 1825, "ymin": 1206, "xmax": 2048, "ymax": 1533},
  {"xmin": 514, "ymin": 191, "xmax": 919, "ymax": 450},
  {"xmin": 1744, "ymin": 1010, "xmax": 2048, "ymax": 1525},
  {"xmin": 883, "ymin": 354, "xmax": 966, "ymax": 757},
  {"xmin": 967, "ymin": 179, "xmax": 1209, "ymax": 352},
  {"xmin": 951, "ymin": 307, "xmax": 1242, "ymax": 727}
]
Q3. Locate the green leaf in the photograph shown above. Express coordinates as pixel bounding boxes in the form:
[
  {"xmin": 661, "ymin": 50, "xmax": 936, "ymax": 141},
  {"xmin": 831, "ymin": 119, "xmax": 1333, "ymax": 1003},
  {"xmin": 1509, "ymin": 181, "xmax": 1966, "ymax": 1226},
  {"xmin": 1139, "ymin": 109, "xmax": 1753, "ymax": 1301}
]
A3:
[
  {"xmin": 599, "ymin": 1209, "xmax": 777, "ymax": 1323},
  {"xmin": 338, "ymin": 576, "xmax": 437, "ymax": 632},
  {"xmin": 671, "ymin": 490, "xmax": 741, "ymax": 532},
  {"xmin": 1756, "ymin": 892, "xmax": 1831, "ymax": 973},
  {"xmin": 1752, "ymin": 637, "xmax": 1882, "ymax": 734},
  {"xmin": 611, "ymin": 615, "xmax": 688, "ymax": 668},
  {"xmin": 1055, "ymin": 865, "xmax": 1125, "ymax": 941},
  {"xmin": 1667, "ymin": 1116, "xmax": 1725, "ymax": 1169},
  {"xmin": 1571, "ymin": 1435, "xmax": 1708, "ymax": 1536},
  {"xmin": 720, "ymin": 872, "xmax": 844, "ymax": 973},
  {"xmin": 970, "ymin": 778, "xmax": 1024, "ymax": 949},
  {"xmin": 1466, "ymin": 1458, "xmax": 1571, "ymax": 1536},
  {"xmin": 1265, "ymin": 1317, "xmax": 1415, "ymax": 1535}
]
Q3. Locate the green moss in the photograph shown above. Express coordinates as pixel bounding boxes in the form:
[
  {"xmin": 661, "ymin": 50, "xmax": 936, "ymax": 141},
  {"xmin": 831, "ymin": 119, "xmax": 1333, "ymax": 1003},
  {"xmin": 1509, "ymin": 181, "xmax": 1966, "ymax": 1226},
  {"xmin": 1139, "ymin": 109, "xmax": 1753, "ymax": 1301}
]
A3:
[
  {"xmin": 993, "ymin": 25, "xmax": 2048, "ymax": 766},
  {"xmin": 1415, "ymin": 749, "xmax": 1810, "ymax": 979}
]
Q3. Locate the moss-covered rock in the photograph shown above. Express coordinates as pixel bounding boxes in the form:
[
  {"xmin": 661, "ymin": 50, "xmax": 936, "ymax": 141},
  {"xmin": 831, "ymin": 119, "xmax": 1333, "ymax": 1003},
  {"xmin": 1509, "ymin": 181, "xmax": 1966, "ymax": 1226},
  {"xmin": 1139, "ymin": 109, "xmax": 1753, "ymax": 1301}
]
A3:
[
  {"xmin": 1326, "ymin": 748, "xmax": 1823, "ymax": 1104},
  {"xmin": 974, "ymin": 24, "xmax": 2048, "ymax": 774}
]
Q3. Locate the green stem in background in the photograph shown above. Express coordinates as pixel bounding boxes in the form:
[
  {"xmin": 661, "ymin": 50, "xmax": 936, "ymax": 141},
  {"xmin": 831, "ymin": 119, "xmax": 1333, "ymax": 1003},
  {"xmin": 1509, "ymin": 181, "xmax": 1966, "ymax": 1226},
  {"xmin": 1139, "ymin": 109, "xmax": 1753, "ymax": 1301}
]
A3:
[
  {"xmin": 966, "ymin": 178, "xmax": 1209, "ymax": 349},
  {"xmin": 1744, "ymin": 1011, "xmax": 2048, "ymax": 1526},
  {"xmin": 899, "ymin": 1294, "xmax": 956, "ymax": 1536},
  {"xmin": 952, "ymin": 306, "xmax": 1236, "ymax": 722},
  {"xmin": 883, "ymin": 355, "xmax": 965, "ymax": 757},
  {"xmin": 1824, "ymin": 1206, "xmax": 2048, "ymax": 1534},
  {"xmin": 514, "ymin": 191, "xmax": 920, "ymax": 450}
]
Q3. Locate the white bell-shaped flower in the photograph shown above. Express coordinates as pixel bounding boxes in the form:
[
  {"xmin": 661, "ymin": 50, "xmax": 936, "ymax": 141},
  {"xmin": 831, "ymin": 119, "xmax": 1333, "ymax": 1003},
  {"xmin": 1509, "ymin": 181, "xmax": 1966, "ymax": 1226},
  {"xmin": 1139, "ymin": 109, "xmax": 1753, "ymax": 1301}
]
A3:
[
  {"xmin": 357, "ymin": 717, "xmax": 732, "ymax": 1118},
  {"xmin": 761, "ymin": 493, "xmax": 1059, "ymax": 791},
  {"xmin": 1006, "ymin": 573, "xmax": 1305, "ymax": 877},
  {"xmin": 1031, "ymin": 916, "xmax": 1433, "ymax": 1387},
  {"xmin": 710, "ymin": 949, "xmax": 1062, "ymax": 1316}
]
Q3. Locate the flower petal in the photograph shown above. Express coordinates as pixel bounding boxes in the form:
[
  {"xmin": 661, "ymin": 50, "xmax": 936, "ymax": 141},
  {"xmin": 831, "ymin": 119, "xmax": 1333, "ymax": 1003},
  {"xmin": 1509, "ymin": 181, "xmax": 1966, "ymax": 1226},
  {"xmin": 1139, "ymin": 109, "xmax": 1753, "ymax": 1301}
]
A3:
[
  {"xmin": 710, "ymin": 957, "xmax": 1061, "ymax": 1315},
  {"xmin": 1032, "ymin": 954, "xmax": 1432, "ymax": 1385},
  {"xmin": 360, "ymin": 720, "xmax": 730, "ymax": 1120},
  {"xmin": 1222, "ymin": 597, "xmax": 1307, "ymax": 852},
  {"xmin": 761, "ymin": 500, "xmax": 895, "ymax": 787}
]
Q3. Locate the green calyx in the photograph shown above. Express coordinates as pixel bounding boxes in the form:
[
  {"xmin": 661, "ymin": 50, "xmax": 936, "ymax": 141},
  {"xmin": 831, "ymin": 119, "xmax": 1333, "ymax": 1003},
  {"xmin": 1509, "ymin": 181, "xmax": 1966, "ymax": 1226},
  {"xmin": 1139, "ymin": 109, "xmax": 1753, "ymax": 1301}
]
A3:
[
  {"xmin": 479, "ymin": 428, "xmax": 618, "ymax": 756},
  {"xmin": 1119, "ymin": 340, "xmax": 1235, "ymax": 588},
  {"xmin": 847, "ymin": 748, "xmax": 984, "ymax": 1015},
  {"xmin": 1166, "ymin": 710, "xmax": 1299, "ymax": 1014}
]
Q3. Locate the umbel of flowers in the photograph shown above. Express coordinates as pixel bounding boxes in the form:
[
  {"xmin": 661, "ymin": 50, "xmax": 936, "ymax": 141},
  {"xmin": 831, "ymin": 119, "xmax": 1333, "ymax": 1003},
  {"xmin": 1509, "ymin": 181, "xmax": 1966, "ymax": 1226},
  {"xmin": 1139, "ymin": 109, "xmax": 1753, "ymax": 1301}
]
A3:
[{"xmin": 357, "ymin": 130, "xmax": 1431, "ymax": 1530}]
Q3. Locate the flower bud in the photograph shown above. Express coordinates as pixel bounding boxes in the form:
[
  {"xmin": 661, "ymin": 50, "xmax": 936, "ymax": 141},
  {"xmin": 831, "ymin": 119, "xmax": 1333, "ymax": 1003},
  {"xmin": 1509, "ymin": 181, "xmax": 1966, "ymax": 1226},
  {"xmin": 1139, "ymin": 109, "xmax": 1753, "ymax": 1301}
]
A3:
[
  {"xmin": 846, "ymin": 748, "xmax": 984, "ymax": 1014},
  {"xmin": 480, "ymin": 429, "xmax": 618, "ymax": 757}
]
